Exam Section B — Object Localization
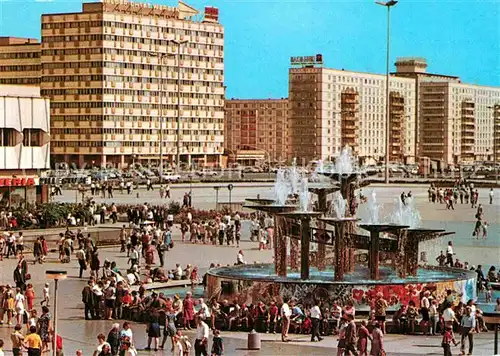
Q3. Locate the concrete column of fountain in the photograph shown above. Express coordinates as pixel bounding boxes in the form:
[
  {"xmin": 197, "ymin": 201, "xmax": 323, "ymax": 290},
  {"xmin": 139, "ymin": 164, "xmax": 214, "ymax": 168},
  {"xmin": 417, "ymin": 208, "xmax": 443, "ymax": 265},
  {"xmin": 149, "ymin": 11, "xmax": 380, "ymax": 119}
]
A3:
[
  {"xmin": 308, "ymin": 186, "xmax": 339, "ymax": 271},
  {"xmin": 320, "ymin": 217, "xmax": 359, "ymax": 281}
]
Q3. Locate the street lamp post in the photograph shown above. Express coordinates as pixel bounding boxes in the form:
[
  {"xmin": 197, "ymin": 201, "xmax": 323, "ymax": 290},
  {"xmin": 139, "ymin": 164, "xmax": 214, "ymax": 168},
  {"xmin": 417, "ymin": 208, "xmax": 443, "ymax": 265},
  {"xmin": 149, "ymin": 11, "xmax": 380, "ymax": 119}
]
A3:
[
  {"xmin": 171, "ymin": 39, "xmax": 188, "ymax": 173},
  {"xmin": 46, "ymin": 270, "xmax": 67, "ymax": 356},
  {"xmin": 227, "ymin": 184, "xmax": 234, "ymax": 212},
  {"xmin": 214, "ymin": 186, "xmax": 221, "ymax": 211},
  {"xmin": 487, "ymin": 104, "xmax": 499, "ymax": 185},
  {"xmin": 376, "ymin": 0, "xmax": 398, "ymax": 184}
]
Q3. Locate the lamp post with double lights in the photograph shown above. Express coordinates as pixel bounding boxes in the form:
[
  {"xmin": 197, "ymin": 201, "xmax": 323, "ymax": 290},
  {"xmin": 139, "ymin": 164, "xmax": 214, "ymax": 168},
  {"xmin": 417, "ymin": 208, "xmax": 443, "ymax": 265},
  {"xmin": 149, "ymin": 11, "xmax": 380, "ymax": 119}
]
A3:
[
  {"xmin": 46, "ymin": 270, "xmax": 67, "ymax": 356},
  {"xmin": 171, "ymin": 39, "xmax": 188, "ymax": 173},
  {"xmin": 376, "ymin": 0, "xmax": 398, "ymax": 184},
  {"xmin": 487, "ymin": 104, "xmax": 500, "ymax": 185},
  {"xmin": 150, "ymin": 39, "xmax": 188, "ymax": 179}
]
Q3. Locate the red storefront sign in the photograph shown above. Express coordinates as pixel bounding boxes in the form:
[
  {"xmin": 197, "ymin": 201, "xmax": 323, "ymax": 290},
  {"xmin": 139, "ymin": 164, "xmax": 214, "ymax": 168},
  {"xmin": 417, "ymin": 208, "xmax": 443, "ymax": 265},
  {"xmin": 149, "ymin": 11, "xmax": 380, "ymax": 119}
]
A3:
[{"xmin": 0, "ymin": 177, "xmax": 36, "ymax": 187}]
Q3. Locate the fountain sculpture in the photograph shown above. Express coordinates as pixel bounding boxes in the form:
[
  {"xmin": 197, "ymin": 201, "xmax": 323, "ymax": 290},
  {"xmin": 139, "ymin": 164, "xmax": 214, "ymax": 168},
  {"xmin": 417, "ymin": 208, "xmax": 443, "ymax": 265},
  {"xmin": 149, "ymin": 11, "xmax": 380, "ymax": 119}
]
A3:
[{"xmin": 207, "ymin": 148, "xmax": 477, "ymax": 311}]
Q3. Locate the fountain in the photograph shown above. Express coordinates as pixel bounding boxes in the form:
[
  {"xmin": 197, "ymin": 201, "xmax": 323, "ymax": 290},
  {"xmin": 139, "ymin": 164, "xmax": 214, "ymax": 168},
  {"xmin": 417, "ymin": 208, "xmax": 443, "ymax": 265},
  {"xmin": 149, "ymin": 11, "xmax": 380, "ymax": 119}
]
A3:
[{"xmin": 207, "ymin": 150, "xmax": 477, "ymax": 311}]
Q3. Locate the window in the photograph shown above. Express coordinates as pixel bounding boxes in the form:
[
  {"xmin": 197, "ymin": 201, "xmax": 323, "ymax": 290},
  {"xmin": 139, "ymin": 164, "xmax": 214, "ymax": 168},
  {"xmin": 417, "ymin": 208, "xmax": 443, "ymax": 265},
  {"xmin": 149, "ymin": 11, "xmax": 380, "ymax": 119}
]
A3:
[
  {"xmin": 0, "ymin": 128, "xmax": 17, "ymax": 146},
  {"xmin": 23, "ymin": 129, "xmax": 43, "ymax": 147}
]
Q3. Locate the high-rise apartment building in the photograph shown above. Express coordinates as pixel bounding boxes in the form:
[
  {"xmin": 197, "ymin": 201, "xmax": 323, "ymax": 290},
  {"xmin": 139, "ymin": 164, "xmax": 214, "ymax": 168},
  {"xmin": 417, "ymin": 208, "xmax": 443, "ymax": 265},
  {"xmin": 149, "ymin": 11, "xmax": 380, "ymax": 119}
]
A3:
[
  {"xmin": 41, "ymin": 0, "xmax": 224, "ymax": 168},
  {"xmin": 394, "ymin": 58, "xmax": 500, "ymax": 167},
  {"xmin": 224, "ymin": 99, "xmax": 288, "ymax": 165},
  {"xmin": 0, "ymin": 37, "xmax": 41, "ymax": 86},
  {"xmin": 289, "ymin": 59, "xmax": 416, "ymax": 164}
]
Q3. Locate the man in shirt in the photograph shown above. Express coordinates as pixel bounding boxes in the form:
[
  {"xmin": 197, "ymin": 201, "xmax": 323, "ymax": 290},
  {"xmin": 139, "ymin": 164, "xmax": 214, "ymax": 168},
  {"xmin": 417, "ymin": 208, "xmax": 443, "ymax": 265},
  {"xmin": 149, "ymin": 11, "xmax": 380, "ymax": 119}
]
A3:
[
  {"xmin": 10, "ymin": 324, "xmax": 24, "ymax": 356},
  {"xmin": 374, "ymin": 293, "xmax": 388, "ymax": 334},
  {"xmin": 76, "ymin": 247, "xmax": 87, "ymax": 279},
  {"xmin": 310, "ymin": 301, "xmax": 323, "ymax": 342},
  {"xmin": 445, "ymin": 241, "xmax": 454, "ymax": 267},
  {"xmin": 460, "ymin": 306, "xmax": 475, "ymax": 355},
  {"xmin": 24, "ymin": 325, "xmax": 42, "ymax": 356},
  {"xmin": 443, "ymin": 302, "xmax": 457, "ymax": 329},
  {"xmin": 344, "ymin": 314, "xmax": 358, "ymax": 356},
  {"xmin": 194, "ymin": 316, "xmax": 209, "ymax": 356},
  {"xmin": 280, "ymin": 299, "xmax": 292, "ymax": 342}
]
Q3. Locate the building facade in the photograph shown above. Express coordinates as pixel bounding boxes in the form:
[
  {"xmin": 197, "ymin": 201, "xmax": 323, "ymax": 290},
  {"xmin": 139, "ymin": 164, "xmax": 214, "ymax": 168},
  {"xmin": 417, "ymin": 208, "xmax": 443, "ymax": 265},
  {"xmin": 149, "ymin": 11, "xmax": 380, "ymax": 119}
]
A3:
[
  {"xmin": 394, "ymin": 58, "xmax": 500, "ymax": 167},
  {"xmin": 0, "ymin": 37, "xmax": 41, "ymax": 86},
  {"xmin": 288, "ymin": 66, "xmax": 416, "ymax": 164},
  {"xmin": 0, "ymin": 85, "xmax": 50, "ymax": 206},
  {"xmin": 224, "ymin": 99, "xmax": 288, "ymax": 165},
  {"xmin": 40, "ymin": 0, "xmax": 224, "ymax": 168}
]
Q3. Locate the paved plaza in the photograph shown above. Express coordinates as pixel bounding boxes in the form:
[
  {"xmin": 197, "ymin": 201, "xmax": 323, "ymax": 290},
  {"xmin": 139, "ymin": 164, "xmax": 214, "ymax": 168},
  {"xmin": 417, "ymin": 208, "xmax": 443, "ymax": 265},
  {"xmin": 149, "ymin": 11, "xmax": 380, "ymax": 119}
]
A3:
[{"xmin": 0, "ymin": 184, "xmax": 497, "ymax": 355}]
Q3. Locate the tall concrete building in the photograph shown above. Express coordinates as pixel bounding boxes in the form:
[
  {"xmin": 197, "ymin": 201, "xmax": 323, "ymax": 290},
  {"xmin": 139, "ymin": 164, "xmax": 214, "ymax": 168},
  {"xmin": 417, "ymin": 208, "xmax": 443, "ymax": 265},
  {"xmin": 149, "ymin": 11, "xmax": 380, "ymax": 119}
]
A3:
[
  {"xmin": 288, "ymin": 56, "xmax": 416, "ymax": 164},
  {"xmin": 0, "ymin": 37, "xmax": 41, "ymax": 86},
  {"xmin": 394, "ymin": 58, "xmax": 500, "ymax": 167},
  {"xmin": 41, "ymin": 0, "xmax": 224, "ymax": 168},
  {"xmin": 224, "ymin": 98, "xmax": 288, "ymax": 165}
]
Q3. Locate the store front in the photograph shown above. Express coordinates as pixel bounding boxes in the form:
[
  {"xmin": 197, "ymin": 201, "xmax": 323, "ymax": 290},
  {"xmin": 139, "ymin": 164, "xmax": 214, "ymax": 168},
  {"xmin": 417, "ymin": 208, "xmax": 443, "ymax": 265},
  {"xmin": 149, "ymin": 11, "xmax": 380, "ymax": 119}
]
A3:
[{"xmin": 0, "ymin": 176, "xmax": 48, "ymax": 207}]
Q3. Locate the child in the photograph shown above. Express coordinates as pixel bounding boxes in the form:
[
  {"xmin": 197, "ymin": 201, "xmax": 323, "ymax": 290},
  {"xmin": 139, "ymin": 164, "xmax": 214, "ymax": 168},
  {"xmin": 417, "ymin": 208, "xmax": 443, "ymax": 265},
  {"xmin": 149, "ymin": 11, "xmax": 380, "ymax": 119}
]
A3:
[
  {"xmin": 406, "ymin": 301, "xmax": 418, "ymax": 335},
  {"xmin": 357, "ymin": 320, "xmax": 370, "ymax": 356},
  {"xmin": 177, "ymin": 330, "xmax": 191, "ymax": 356},
  {"xmin": 441, "ymin": 326, "xmax": 458, "ymax": 356},
  {"xmin": 211, "ymin": 329, "xmax": 223, "ymax": 356},
  {"xmin": 41, "ymin": 283, "xmax": 50, "ymax": 307},
  {"xmin": 25, "ymin": 284, "xmax": 35, "ymax": 311},
  {"xmin": 485, "ymin": 286, "xmax": 492, "ymax": 303},
  {"xmin": 482, "ymin": 221, "xmax": 488, "ymax": 238}
]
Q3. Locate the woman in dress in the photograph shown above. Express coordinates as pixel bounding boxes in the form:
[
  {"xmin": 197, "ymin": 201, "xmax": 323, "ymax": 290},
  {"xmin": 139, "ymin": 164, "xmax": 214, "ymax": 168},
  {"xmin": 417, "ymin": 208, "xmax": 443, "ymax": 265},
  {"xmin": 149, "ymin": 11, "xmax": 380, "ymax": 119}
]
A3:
[
  {"xmin": 144, "ymin": 242, "xmax": 156, "ymax": 266},
  {"xmin": 336, "ymin": 317, "xmax": 347, "ymax": 356},
  {"xmin": 183, "ymin": 292, "xmax": 195, "ymax": 330},
  {"xmin": 160, "ymin": 306, "xmax": 178, "ymax": 351},
  {"xmin": 357, "ymin": 320, "xmax": 371, "ymax": 356},
  {"xmin": 25, "ymin": 284, "xmax": 35, "ymax": 311},
  {"xmin": 370, "ymin": 322, "xmax": 384, "ymax": 356},
  {"xmin": 37, "ymin": 305, "xmax": 51, "ymax": 352},
  {"xmin": 145, "ymin": 314, "xmax": 161, "ymax": 351}
]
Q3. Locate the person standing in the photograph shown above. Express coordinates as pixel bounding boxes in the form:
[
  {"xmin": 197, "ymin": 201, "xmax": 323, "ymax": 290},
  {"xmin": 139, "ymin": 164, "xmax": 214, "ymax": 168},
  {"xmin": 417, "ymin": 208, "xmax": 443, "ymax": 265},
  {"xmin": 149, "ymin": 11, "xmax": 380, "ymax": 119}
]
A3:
[
  {"xmin": 280, "ymin": 299, "xmax": 292, "ymax": 342},
  {"xmin": 24, "ymin": 325, "xmax": 42, "ymax": 356},
  {"xmin": 10, "ymin": 324, "xmax": 24, "ymax": 356},
  {"xmin": 344, "ymin": 314, "xmax": 358, "ymax": 356},
  {"xmin": 76, "ymin": 246, "xmax": 87, "ymax": 279},
  {"xmin": 374, "ymin": 293, "xmax": 388, "ymax": 334},
  {"xmin": 370, "ymin": 322, "xmax": 384, "ymax": 356},
  {"xmin": 211, "ymin": 329, "xmax": 223, "ymax": 356},
  {"xmin": 460, "ymin": 306, "xmax": 475, "ymax": 355},
  {"xmin": 194, "ymin": 316, "xmax": 209, "ymax": 356},
  {"xmin": 445, "ymin": 241, "xmax": 454, "ymax": 267},
  {"xmin": 310, "ymin": 301, "xmax": 323, "ymax": 342},
  {"xmin": 489, "ymin": 188, "xmax": 494, "ymax": 204},
  {"xmin": 441, "ymin": 326, "xmax": 458, "ymax": 356}
]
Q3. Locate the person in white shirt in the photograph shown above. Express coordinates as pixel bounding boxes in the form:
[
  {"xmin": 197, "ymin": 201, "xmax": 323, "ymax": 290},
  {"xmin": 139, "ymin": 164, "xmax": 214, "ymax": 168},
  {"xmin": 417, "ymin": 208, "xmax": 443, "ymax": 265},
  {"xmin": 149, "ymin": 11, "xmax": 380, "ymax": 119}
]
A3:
[
  {"xmin": 15, "ymin": 232, "xmax": 24, "ymax": 254},
  {"xmin": 14, "ymin": 288, "xmax": 25, "ymax": 325},
  {"xmin": 443, "ymin": 303, "xmax": 457, "ymax": 329},
  {"xmin": 194, "ymin": 316, "xmax": 209, "ymax": 355},
  {"xmin": 196, "ymin": 298, "xmax": 211, "ymax": 320},
  {"xmin": 93, "ymin": 333, "xmax": 111, "ymax": 356},
  {"xmin": 236, "ymin": 250, "xmax": 246, "ymax": 265},
  {"xmin": 281, "ymin": 299, "xmax": 292, "ymax": 342},
  {"xmin": 445, "ymin": 241, "xmax": 454, "ymax": 266},
  {"xmin": 42, "ymin": 283, "xmax": 50, "ymax": 306},
  {"xmin": 310, "ymin": 301, "xmax": 323, "ymax": 342}
]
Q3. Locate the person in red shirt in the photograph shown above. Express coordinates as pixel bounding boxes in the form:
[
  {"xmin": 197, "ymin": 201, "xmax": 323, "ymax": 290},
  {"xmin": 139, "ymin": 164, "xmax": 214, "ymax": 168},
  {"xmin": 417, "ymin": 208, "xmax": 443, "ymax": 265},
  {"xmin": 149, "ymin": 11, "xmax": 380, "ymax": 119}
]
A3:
[
  {"xmin": 441, "ymin": 326, "xmax": 458, "ymax": 356},
  {"xmin": 267, "ymin": 301, "xmax": 279, "ymax": 333},
  {"xmin": 50, "ymin": 330, "xmax": 63, "ymax": 356}
]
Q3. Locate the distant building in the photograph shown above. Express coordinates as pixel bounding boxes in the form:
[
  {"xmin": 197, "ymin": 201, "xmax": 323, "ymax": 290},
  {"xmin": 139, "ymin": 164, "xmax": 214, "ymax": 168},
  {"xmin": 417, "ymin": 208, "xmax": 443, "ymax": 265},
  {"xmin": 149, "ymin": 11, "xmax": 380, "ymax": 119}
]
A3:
[
  {"xmin": 288, "ymin": 56, "xmax": 500, "ymax": 167},
  {"xmin": 0, "ymin": 37, "xmax": 41, "ymax": 86},
  {"xmin": 224, "ymin": 99, "xmax": 288, "ymax": 166},
  {"xmin": 288, "ymin": 59, "xmax": 416, "ymax": 164},
  {"xmin": 39, "ymin": 0, "xmax": 224, "ymax": 168},
  {"xmin": 394, "ymin": 58, "xmax": 500, "ymax": 166},
  {"xmin": 0, "ymin": 85, "xmax": 50, "ymax": 206}
]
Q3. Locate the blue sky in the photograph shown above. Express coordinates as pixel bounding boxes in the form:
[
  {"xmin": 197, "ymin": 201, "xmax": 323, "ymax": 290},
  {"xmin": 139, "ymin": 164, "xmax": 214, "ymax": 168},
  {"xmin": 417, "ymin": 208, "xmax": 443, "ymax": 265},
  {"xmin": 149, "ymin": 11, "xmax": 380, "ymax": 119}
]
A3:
[{"xmin": 0, "ymin": 0, "xmax": 498, "ymax": 98}]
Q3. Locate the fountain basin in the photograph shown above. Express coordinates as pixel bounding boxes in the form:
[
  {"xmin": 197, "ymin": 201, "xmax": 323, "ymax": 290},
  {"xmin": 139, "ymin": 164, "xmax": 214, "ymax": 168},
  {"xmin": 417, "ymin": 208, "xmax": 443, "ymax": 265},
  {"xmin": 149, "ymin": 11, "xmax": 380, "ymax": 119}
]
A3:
[{"xmin": 206, "ymin": 264, "xmax": 476, "ymax": 311}]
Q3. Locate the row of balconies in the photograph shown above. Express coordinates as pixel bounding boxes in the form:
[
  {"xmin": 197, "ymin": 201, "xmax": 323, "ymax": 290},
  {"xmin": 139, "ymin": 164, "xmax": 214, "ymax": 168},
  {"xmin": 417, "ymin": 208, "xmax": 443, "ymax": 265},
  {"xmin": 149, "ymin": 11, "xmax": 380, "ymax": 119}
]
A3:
[
  {"xmin": 55, "ymin": 133, "xmax": 222, "ymax": 142},
  {"xmin": 106, "ymin": 81, "xmax": 224, "ymax": 94},
  {"xmin": 103, "ymin": 27, "xmax": 222, "ymax": 46},
  {"xmin": 107, "ymin": 68, "xmax": 223, "ymax": 83},
  {"xmin": 52, "ymin": 145, "xmax": 224, "ymax": 155}
]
